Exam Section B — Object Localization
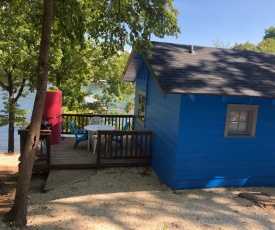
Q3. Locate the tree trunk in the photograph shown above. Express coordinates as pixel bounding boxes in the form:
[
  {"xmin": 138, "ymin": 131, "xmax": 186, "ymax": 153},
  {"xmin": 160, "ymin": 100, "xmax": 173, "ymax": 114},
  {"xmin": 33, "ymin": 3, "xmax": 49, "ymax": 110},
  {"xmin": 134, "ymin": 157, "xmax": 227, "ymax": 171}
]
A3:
[
  {"xmin": 6, "ymin": 70, "xmax": 15, "ymax": 153},
  {"xmin": 8, "ymin": 93, "xmax": 15, "ymax": 153},
  {"xmin": 8, "ymin": 109, "xmax": 15, "ymax": 153},
  {"xmin": 5, "ymin": 0, "xmax": 54, "ymax": 228}
]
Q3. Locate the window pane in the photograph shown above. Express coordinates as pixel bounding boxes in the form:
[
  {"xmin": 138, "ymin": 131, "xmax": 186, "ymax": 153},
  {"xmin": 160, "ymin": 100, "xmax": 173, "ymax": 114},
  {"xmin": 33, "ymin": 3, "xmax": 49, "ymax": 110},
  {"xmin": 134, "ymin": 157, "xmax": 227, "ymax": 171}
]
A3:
[
  {"xmin": 239, "ymin": 111, "xmax": 248, "ymax": 121},
  {"xmin": 238, "ymin": 122, "xmax": 248, "ymax": 132},
  {"xmin": 228, "ymin": 122, "xmax": 238, "ymax": 132},
  {"xmin": 229, "ymin": 111, "xmax": 239, "ymax": 122},
  {"xmin": 225, "ymin": 104, "xmax": 258, "ymax": 137}
]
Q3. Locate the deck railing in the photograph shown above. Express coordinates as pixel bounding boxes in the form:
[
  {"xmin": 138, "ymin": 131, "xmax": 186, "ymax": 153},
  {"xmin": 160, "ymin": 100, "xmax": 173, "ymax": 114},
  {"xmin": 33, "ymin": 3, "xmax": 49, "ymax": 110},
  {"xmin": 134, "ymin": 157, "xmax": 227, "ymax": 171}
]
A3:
[
  {"xmin": 62, "ymin": 113, "xmax": 152, "ymax": 163},
  {"xmin": 62, "ymin": 113, "xmax": 134, "ymax": 134},
  {"xmin": 96, "ymin": 130, "xmax": 153, "ymax": 163}
]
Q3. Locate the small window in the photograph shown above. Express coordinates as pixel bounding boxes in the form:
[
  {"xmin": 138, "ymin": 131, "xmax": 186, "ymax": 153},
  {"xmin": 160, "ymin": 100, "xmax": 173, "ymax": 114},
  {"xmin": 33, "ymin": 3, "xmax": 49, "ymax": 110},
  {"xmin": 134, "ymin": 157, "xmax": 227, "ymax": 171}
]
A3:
[
  {"xmin": 137, "ymin": 90, "xmax": 146, "ymax": 125},
  {"xmin": 224, "ymin": 104, "xmax": 258, "ymax": 137}
]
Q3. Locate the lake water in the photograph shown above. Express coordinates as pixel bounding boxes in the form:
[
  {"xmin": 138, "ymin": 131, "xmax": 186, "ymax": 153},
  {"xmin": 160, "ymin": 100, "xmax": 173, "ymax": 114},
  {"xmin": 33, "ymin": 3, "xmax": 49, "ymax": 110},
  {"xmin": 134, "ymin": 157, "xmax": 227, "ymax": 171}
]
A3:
[{"xmin": 0, "ymin": 84, "xmax": 129, "ymax": 152}]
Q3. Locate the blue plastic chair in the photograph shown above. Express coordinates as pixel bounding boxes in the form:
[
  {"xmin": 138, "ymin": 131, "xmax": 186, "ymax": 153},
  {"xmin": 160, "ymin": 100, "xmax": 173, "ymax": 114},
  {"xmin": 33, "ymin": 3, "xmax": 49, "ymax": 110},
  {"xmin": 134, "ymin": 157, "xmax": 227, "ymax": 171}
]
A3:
[
  {"xmin": 69, "ymin": 120, "xmax": 88, "ymax": 149},
  {"xmin": 112, "ymin": 122, "xmax": 130, "ymax": 148}
]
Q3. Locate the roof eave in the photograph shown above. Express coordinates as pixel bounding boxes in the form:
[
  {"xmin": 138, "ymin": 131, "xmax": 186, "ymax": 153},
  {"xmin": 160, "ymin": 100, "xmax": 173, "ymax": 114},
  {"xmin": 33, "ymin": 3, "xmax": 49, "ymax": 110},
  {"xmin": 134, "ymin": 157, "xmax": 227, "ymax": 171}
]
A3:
[
  {"xmin": 141, "ymin": 53, "xmax": 167, "ymax": 95},
  {"xmin": 120, "ymin": 51, "xmax": 135, "ymax": 82}
]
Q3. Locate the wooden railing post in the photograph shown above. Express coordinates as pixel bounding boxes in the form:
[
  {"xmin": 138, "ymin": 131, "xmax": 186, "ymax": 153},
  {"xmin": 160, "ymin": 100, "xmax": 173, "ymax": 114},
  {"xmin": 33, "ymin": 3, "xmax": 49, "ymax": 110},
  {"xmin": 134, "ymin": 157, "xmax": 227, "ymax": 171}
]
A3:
[{"xmin": 96, "ymin": 132, "xmax": 101, "ymax": 163}]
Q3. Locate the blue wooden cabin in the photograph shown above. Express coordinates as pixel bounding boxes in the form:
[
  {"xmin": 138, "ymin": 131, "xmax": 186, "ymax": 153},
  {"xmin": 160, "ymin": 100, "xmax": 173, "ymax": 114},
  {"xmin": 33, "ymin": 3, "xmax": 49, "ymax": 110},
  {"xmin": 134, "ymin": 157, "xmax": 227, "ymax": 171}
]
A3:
[{"xmin": 122, "ymin": 41, "xmax": 275, "ymax": 189}]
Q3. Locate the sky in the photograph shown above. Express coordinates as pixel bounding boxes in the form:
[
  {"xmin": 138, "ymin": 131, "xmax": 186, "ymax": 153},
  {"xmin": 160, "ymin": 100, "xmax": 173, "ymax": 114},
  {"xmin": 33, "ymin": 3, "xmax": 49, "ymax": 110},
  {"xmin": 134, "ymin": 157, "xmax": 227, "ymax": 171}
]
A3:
[{"xmin": 151, "ymin": 0, "xmax": 275, "ymax": 48}]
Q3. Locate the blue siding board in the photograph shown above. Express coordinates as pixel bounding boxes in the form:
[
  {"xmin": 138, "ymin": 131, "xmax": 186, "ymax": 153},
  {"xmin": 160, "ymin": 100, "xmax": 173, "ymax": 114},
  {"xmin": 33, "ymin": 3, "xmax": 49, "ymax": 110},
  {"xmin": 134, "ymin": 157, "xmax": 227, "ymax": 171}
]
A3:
[
  {"xmin": 175, "ymin": 168, "xmax": 275, "ymax": 180},
  {"xmin": 176, "ymin": 152, "xmax": 275, "ymax": 161},
  {"xmin": 180, "ymin": 133, "xmax": 275, "ymax": 144},
  {"xmin": 175, "ymin": 160, "xmax": 275, "ymax": 171},
  {"xmin": 152, "ymin": 127, "xmax": 177, "ymax": 152},
  {"xmin": 151, "ymin": 155, "xmax": 175, "ymax": 188},
  {"xmin": 151, "ymin": 148, "xmax": 177, "ymax": 184},
  {"xmin": 153, "ymin": 138, "xmax": 176, "ymax": 167},
  {"xmin": 185, "ymin": 95, "xmax": 271, "ymax": 105},
  {"xmin": 180, "ymin": 125, "xmax": 225, "ymax": 136},
  {"xmin": 175, "ymin": 177, "xmax": 275, "ymax": 189},
  {"xmin": 178, "ymin": 143, "xmax": 275, "ymax": 153}
]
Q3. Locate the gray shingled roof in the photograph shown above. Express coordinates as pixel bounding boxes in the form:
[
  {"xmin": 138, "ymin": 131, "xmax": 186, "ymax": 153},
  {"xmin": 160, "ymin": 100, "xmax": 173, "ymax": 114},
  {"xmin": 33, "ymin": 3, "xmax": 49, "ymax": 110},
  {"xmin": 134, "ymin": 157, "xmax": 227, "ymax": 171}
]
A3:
[{"xmin": 122, "ymin": 41, "xmax": 275, "ymax": 98}]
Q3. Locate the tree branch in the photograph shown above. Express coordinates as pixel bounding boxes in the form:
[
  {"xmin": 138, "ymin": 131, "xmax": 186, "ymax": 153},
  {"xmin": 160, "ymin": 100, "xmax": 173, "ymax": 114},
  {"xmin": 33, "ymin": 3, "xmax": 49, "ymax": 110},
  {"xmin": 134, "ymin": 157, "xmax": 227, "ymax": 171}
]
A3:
[{"xmin": 14, "ymin": 78, "xmax": 26, "ymax": 102}]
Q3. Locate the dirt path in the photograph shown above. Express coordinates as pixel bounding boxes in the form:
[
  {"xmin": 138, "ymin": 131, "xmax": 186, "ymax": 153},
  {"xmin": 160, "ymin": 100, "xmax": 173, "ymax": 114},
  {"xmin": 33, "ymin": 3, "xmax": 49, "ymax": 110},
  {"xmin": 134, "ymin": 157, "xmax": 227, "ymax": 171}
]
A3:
[
  {"xmin": 0, "ymin": 153, "xmax": 19, "ymax": 221},
  {"xmin": 0, "ymin": 166, "xmax": 17, "ymax": 220},
  {"xmin": 1, "ymin": 153, "xmax": 275, "ymax": 230}
]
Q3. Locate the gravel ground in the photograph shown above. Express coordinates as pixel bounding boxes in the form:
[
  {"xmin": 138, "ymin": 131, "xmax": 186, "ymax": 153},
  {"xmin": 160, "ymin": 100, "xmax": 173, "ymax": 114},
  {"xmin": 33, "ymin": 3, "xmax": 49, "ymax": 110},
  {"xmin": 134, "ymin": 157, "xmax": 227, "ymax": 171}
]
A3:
[{"xmin": 1, "ymin": 153, "xmax": 275, "ymax": 230}]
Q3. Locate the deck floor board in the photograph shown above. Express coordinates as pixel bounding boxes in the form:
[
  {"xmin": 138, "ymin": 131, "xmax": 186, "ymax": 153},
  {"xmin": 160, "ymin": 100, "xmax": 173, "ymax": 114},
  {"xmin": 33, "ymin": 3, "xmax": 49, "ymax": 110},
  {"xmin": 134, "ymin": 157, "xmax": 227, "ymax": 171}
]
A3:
[{"xmin": 50, "ymin": 137, "xmax": 96, "ymax": 165}]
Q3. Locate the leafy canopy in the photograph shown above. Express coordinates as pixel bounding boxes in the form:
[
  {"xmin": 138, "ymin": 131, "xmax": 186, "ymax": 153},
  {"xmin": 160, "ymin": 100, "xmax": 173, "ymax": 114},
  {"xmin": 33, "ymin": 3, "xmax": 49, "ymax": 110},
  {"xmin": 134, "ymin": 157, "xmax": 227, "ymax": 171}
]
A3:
[
  {"xmin": 0, "ymin": 1, "xmax": 41, "ymax": 127},
  {"xmin": 47, "ymin": 0, "xmax": 180, "ymax": 112},
  {"xmin": 0, "ymin": 0, "xmax": 181, "ymax": 119},
  {"xmin": 83, "ymin": 0, "xmax": 180, "ymax": 53}
]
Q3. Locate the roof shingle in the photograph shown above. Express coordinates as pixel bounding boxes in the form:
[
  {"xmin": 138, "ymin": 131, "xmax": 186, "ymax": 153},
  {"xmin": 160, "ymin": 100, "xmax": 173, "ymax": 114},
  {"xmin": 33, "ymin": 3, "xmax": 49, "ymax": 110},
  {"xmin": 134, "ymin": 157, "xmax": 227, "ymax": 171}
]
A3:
[{"xmin": 122, "ymin": 41, "xmax": 275, "ymax": 98}]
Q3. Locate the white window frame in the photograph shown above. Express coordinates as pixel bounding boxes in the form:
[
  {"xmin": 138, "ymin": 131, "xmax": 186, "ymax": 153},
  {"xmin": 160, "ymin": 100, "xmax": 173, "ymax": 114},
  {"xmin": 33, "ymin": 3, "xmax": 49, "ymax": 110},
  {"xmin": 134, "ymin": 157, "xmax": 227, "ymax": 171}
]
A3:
[
  {"xmin": 137, "ymin": 90, "xmax": 146, "ymax": 126},
  {"xmin": 224, "ymin": 104, "xmax": 258, "ymax": 138}
]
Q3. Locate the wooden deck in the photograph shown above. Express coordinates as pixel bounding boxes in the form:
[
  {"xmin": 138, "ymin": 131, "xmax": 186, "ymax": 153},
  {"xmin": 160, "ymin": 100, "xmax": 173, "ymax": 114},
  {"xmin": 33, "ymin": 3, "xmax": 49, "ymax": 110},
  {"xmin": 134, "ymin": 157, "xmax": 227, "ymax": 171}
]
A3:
[
  {"xmin": 19, "ymin": 115, "xmax": 152, "ymax": 173},
  {"xmin": 32, "ymin": 136, "xmax": 150, "ymax": 173}
]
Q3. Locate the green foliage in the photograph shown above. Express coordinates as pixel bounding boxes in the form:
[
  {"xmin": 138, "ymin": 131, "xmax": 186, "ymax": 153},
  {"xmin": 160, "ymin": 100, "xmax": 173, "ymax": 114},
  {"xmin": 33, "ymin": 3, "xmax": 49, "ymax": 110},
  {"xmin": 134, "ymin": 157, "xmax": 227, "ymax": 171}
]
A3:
[
  {"xmin": 212, "ymin": 39, "xmax": 231, "ymax": 48},
  {"xmin": 232, "ymin": 42, "xmax": 258, "ymax": 51},
  {"xmin": 48, "ymin": 36, "xmax": 130, "ymax": 113},
  {"xmin": 0, "ymin": 1, "xmax": 40, "ymax": 128},
  {"xmin": 0, "ymin": 0, "xmax": 180, "ymax": 116},
  {"xmin": 48, "ymin": 39, "xmax": 95, "ymax": 112},
  {"xmin": 0, "ymin": 94, "xmax": 29, "ymax": 127},
  {"xmin": 83, "ymin": 0, "xmax": 180, "ymax": 54},
  {"xmin": 263, "ymin": 26, "xmax": 275, "ymax": 39},
  {"xmin": 232, "ymin": 26, "xmax": 275, "ymax": 54},
  {"xmin": 46, "ymin": 0, "xmax": 180, "ymax": 114},
  {"xmin": 258, "ymin": 38, "xmax": 275, "ymax": 53},
  {"xmin": 90, "ymin": 51, "xmax": 134, "ymax": 114}
]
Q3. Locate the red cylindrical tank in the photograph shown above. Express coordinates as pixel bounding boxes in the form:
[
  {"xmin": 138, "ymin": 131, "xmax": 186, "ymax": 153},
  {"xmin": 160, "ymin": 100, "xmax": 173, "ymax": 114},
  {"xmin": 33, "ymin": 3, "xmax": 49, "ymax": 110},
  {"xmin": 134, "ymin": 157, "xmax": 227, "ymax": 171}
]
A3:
[{"xmin": 42, "ymin": 90, "xmax": 62, "ymax": 145}]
